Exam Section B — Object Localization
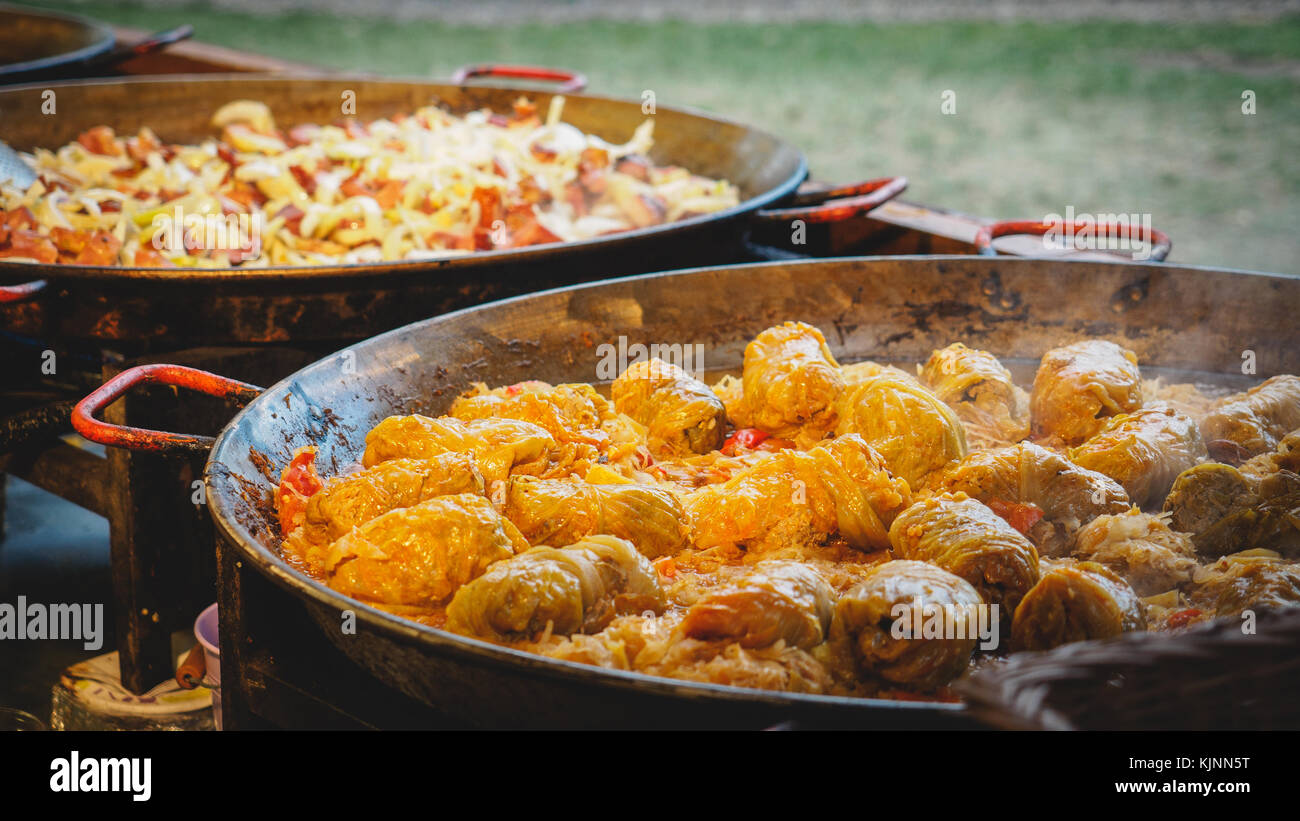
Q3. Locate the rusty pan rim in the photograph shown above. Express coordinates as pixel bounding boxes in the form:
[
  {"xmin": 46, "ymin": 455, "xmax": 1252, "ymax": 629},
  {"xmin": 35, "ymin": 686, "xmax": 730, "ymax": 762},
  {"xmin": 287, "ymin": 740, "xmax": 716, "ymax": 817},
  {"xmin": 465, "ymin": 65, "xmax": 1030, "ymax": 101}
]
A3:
[
  {"xmin": 204, "ymin": 254, "xmax": 1292, "ymax": 716},
  {"xmin": 0, "ymin": 73, "xmax": 807, "ymax": 285}
]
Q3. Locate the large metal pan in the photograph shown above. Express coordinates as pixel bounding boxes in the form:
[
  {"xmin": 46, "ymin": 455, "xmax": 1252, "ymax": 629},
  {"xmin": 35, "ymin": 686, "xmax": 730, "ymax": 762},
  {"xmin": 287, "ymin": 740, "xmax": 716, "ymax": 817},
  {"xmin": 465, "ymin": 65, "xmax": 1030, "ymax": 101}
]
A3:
[
  {"xmin": 0, "ymin": 73, "xmax": 909, "ymax": 346},
  {"xmin": 0, "ymin": 4, "xmax": 191, "ymax": 84},
  {"xmin": 70, "ymin": 255, "xmax": 1300, "ymax": 727}
]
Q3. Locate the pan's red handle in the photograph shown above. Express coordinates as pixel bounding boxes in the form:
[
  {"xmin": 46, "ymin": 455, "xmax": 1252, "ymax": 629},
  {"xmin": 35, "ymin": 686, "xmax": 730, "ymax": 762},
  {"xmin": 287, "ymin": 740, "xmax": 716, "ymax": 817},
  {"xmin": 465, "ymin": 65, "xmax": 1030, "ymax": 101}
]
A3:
[
  {"xmin": 0, "ymin": 279, "xmax": 47, "ymax": 303},
  {"xmin": 974, "ymin": 219, "xmax": 1171, "ymax": 262},
  {"xmin": 72, "ymin": 364, "xmax": 262, "ymax": 454},
  {"xmin": 450, "ymin": 64, "xmax": 588, "ymax": 94},
  {"xmin": 752, "ymin": 176, "xmax": 907, "ymax": 225}
]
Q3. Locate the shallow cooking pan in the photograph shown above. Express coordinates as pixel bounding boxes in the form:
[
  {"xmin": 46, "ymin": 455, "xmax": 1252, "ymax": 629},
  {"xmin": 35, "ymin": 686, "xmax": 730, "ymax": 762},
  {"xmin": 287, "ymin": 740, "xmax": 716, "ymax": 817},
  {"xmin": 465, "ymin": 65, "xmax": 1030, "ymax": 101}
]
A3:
[
  {"xmin": 0, "ymin": 73, "xmax": 907, "ymax": 346},
  {"xmin": 69, "ymin": 255, "xmax": 1300, "ymax": 727}
]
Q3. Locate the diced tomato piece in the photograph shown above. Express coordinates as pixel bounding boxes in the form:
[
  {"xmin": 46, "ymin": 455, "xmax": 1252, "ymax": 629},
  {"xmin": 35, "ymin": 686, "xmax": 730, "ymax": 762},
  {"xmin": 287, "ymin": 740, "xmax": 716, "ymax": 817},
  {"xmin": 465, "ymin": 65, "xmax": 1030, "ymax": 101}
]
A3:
[
  {"xmin": 77, "ymin": 126, "xmax": 123, "ymax": 156},
  {"xmin": 653, "ymin": 556, "xmax": 677, "ymax": 579},
  {"xmin": 721, "ymin": 428, "xmax": 770, "ymax": 456},
  {"xmin": 1167, "ymin": 608, "xmax": 1202, "ymax": 629},
  {"xmin": 986, "ymin": 499, "xmax": 1045, "ymax": 536},
  {"xmin": 277, "ymin": 447, "xmax": 324, "ymax": 537}
]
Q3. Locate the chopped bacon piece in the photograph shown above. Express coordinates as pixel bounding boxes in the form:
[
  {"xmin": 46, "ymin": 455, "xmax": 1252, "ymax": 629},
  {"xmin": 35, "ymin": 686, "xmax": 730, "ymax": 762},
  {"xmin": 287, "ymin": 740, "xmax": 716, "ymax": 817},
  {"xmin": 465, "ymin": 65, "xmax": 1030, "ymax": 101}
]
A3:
[
  {"xmin": 342, "ymin": 119, "xmax": 369, "ymax": 139},
  {"xmin": 72, "ymin": 231, "xmax": 122, "ymax": 265},
  {"xmin": 503, "ymin": 204, "xmax": 560, "ymax": 248},
  {"xmin": 372, "ymin": 179, "xmax": 405, "ymax": 210},
  {"xmin": 289, "ymin": 165, "xmax": 318, "ymax": 196},
  {"xmin": 5, "ymin": 207, "xmax": 37, "ymax": 231},
  {"xmin": 133, "ymin": 247, "xmax": 175, "ymax": 267},
  {"xmin": 76, "ymin": 126, "xmax": 123, "ymax": 156},
  {"xmin": 986, "ymin": 499, "xmax": 1045, "ymax": 537},
  {"xmin": 471, "ymin": 186, "xmax": 503, "ymax": 229},
  {"xmin": 124, "ymin": 128, "xmax": 162, "ymax": 163},
  {"xmin": 0, "ymin": 230, "xmax": 58, "ymax": 263},
  {"xmin": 275, "ymin": 204, "xmax": 306, "ymax": 235},
  {"xmin": 49, "ymin": 227, "xmax": 89, "ymax": 255},
  {"xmin": 276, "ymin": 447, "xmax": 324, "ymax": 537},
  {"xmin": 615, "ymin": 155, "xmax": 652, "ymax": 181},
  {"xmin": 563, "ymin": 182, "xmax": 588, "ymax": 217}
]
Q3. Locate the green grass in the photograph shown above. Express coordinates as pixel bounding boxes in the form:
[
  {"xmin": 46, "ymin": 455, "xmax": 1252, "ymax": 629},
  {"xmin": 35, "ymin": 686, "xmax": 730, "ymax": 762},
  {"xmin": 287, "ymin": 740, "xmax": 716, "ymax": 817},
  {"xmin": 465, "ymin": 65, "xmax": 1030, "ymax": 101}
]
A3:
[{"xmin": 26, "ymin": 2, "xmax": 1300, "ymax": 272}]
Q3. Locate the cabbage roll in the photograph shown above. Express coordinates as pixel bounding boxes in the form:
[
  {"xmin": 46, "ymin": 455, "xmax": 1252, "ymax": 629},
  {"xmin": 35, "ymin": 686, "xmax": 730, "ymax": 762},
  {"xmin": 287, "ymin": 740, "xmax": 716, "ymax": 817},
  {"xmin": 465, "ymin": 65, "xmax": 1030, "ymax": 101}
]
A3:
[
  {"xmin": 450, "ymin": 380, "xmax": 616, "ymax": 450},
  {"xmin": 1187, "ymin": 554, "xmax": 1300, "ymax": 619},
  {"xmin": 686, "ymin": 433, "xmax": 911, "ymax": 553},
  {"xmin": 1010, "ymin": 561, "xmax": 1146, "ymax": 651},
  {"xmin": 1070, "ymin": 509, "xmax": 1198, "ymax": 596},
  {"xmin": 323, "ymin": 493, "xmax": 527, "ymax": 609},
  {"xmin": 362, "ymin": 414, "xmax": 561, "ymax": 482},
  {"xmin": 288, "ymin": 453, "xmax": 485, "ymax": 570},
  {"xmin": 1069, "ymin": 405, "xmax": 1207, "ymax": 508},
  {"xmin": 888, "ymin": 493, "xmax": 1040, "ymax": 621},
  {"xmin": 928, "ymin": 441, "xmax": 1130, "ymax": 555},
  {"xmin": 503, "ymin": 476, "xmax": 690, "ymax": 559},
  {"xmin": 612, "ymin": 357, "xmax": 726, "ymax": 455},
  {"xmin": 739, "ymin": 321, "xmax": 844, "ymax": 441},
  {"xmin": 828, "ymin": 559, "xmax": 983, "ymax": 689},
  {"xmin": 920, "ymin": 342, "xmax": 1030, "ymax": 446},
  {"xmin": 1030, "ymin": 340, "xmax": 1143, "ymax": 444},
  {"xmin": 1200, "ymin": 375, "xmax": 1300, "ymax": 463},
  {"xmin": 833, "ymin": 373, "xmax": 968, "ymax": 489},
  {"xmin": 680, "ymin": 561, "xmax": 835, "ymax": 649},
  {"xmin": 446, "ymin": 535, "xmax": 665, "ymax": 641}
]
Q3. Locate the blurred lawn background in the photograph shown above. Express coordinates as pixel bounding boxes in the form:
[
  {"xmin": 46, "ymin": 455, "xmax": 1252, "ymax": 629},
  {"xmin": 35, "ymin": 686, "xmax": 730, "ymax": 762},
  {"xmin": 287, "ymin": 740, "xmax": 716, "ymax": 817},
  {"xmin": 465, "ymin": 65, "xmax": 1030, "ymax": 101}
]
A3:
[{"xmin": 28, "ymin": 1, "xmax": 1300, "ymax": 273}]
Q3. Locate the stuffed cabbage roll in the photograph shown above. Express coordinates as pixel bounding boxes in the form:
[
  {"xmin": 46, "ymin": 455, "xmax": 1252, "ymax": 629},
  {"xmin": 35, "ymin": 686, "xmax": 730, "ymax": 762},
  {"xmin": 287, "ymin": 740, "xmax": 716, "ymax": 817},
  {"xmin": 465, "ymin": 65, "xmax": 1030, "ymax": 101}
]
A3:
[
  {"xmin": 1163, "ymin": 462, "xmax": 1259, "ymax": 538},
  {"xmin": 1071, "ymin": 509, "xmax": 1198, "ymax": 596},
  {"xmin": 323, "ymin": 493, "xmax": 527, "ymax": 609},
  {"xmin": 1010, "ymin": 560, "xmax": 1146, "ymax": 651},
  {"xmin": 828, "ymin": 559, "xmax": 983, "ymax": 690},
  {"xmin": 1186, "ymin": 553, "xmax": 1300, "ymax": 619},
  {"xmin": 739, "ymin": 321, "xmax": 844, "ymax": 441},
  {"xmin": 833, "ymin": 373, "xmax": 968, "ymax": 489},
  {"xmin": 1200, "ymin": 375, "xmax": 1300, "ymax": 463},
  {"xmin": 362, "ymin": 414, "xmax": 562, "ymax": 482},
  {"xmin": 1031, "ymin": 340, "xmax": 1143, "ymax": 444},
  {"xmin": 686, "ymin": 434, "xmax": 911, "ymax": 553},
  {"xmin": 446, "ymin": 535, "xmax": 665, "ymax": 642},
  {"xmin": 888, "ymin": 493, "xmax": 1040, "ymax": 621},
  {"xmin": 1068, "ymin": 405, "xmax": 1207, "ymax": 508},
  {"xmin": 612, "ymin": 357, "xmax": 726, "ymax": 455},
  {"xmin": 288, "ymin": 453, "xmax": 485, "ymax": 570},
  {"xmin": 450, "ymin": 380, "xmax": 616, "ymax": 450},
  {"xmin": 920, "ymin": 342, "xmax": 1030, "ymax": 446},
  {"xmin": 841, "ymin": 360, "xmax": 919, "ymax": 388},
  {"xmin": 503, "ymin": 476, "xmax": 690, "ymax": 559},
  {"xmin": 1191, "ymin": 471, "xmax": 1300, "ymax": 559},
  {"xmin": 680, "ymin": 561, "xmax": 835, "ymax": 649},
  {"xmin": 927, "ymin": 441, "xmax": 1130, "ymax": 555}
]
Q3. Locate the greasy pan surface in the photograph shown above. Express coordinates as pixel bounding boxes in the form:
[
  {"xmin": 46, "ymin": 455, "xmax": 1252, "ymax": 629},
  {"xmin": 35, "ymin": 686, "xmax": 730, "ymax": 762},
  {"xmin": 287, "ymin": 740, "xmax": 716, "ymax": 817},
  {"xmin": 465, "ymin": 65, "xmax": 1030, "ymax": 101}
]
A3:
[
  {"xmin": 0, "ymin": 74, "xmax": 804, "ymax": 283},
  {"xmin": 205, "ymin": 256, "xmax": 1300, "ymax": 727}
]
